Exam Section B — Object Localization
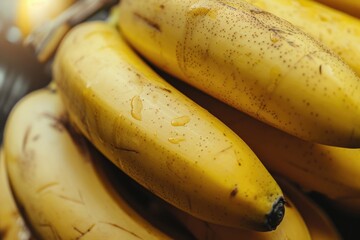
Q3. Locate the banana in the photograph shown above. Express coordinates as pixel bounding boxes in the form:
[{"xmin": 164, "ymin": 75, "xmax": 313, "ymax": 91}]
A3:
[
  {"xmin": 276, "ymin": 176, "xmax": 342, "ymax": 240},
  {"xmin": 167, "ymin": 183, "xmax": 312, "ymax": 240},
  {"xmin": 117, "ymin": 0, "xmax": 360, "ymax": 148},
  {"xmin": 170, "ymin": 196, "xmax": 311, "ymax": 240},
  {"xmin": 94, "ymin": 146, "xmax": 311, "ymax": 240},
  {"xmin": 313, "ymin": 0, "xmax": 360, "ymax": 18},
  {"xmin": 165, "ymin": 73, "xmax": 360, "ymax": 211},
  {"xmin": 244, "ymin": 0, "xmax": 360, "ymax": 77},
  {"xmin": 15, "ymin": 0, "xmax": 74, "ymax": 37},
  {"xmin": 53, "ymin": 21, "xmax": 285, "ymax": 231},
  {"xmin": 0, "ymin": 148, "xmax": 33, "ymax": 240},
  {"xmin": 3, "ymin": 86, "xmax": 179, "ymax": 240}
]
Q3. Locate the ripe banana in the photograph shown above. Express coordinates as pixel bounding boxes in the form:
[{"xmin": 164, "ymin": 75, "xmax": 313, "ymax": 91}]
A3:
[
  {"xmin": 244, "ymin": 0, "xmax": 360, "ymax": 77},
  {"xmin": 53, "ymin": 21, "xmax": 285, "ymax": 231},
  {"xmin": 166, "ymin": 73, "xmax": 360, "ymax": 209},
  {"xmin": 97, "ymin": 147, "xmax": 311, "ymax": 240},
  {"xmin": 276, "ymin": 176, "xmax": 342, "ymax": 240},
  {"xmin": 0, "ymin": 148, "xmax": 33, "ymax": 240},
  {"xmin": 167, "ymin": 182, "xmax": 312, "ymax": 240},
  {"xmin": 313, "ymin": 0, "xmax": 360, "ymax": 18},
  {"xmin": 117, "ymin": 0, "xmax": 360, "ymax": 147},
  {"xmin": 2, "ymin": 86, "xmax": 177, "ymax": 240}
]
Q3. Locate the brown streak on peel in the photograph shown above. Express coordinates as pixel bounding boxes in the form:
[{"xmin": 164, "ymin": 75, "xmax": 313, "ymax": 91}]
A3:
[
  {"xmin": 101, "ymin": 222, "xmax": 143, "ymax": 239},
  {"xmin": 74, "ymin": 224, "xmax": 95, "ymax": 240},
  {"xmin": 319, "ymin": 64, "xmax": 323, "ymax": 75},
  {"xmin": 39, "ymin": 223, "xmax": 62, "ymax": 240},
  {"xmin": 22, "ymin": 126, "xmax": 31, "ymax": 153},
  {"xmin": 111, "ymin": 144, "xmax": 140, "ymax": 154},
  {"xmin": 133, "ymin": 12, "xmax": 161, "ymax": 32},
  {"xmin": 36, "ymin": 182, "xmax": 59, "ymax": 193},
  {"xmin": 155, "ymin": 86, "xmax": 172, "ymax": 93},
  {"xmin": 41, "ymin": 112, "xmax": 66, "ymax": 132},
  {"xmin": 57, "ymin": 192, "xmax": 84, "ymax": 205}
]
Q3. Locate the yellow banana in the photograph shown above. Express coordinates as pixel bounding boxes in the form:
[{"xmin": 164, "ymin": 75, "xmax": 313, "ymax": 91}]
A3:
[
  {"xmin": 0, "ymin": 148, "xmax": 33, "ymax": 240},
  {"xmin": 3, "ymin": 86, "xmax": 179, "ymax": 240},
  {"xmin": 244, "ymin": 0, "xmax": 360, "ymax": 77},
  {"xmin": 95, "ymin": 147, "xmax": 311, "ymax": 240},
  {"xmin": 117, "ymin": 0, "xmax": 360, "ymax": 148},
  {"xmin": 53, "ymin": 21, "xmax": 285, "ymax": 231},
  {"xmin": 170, "ymin": 196, "xmax": 311, "ymax": 240},
  {"xmin": 276, "ymin": 176, "xmax": 342, "ymax": 240},
  {"xmin": 166, "ymin": 73, "xmax": 360, "ymax": 208},
  {"xmin": 167, "ymin": 183, "xmax": 311, "ymax": 240},
  {"xmin": 313, "ymin": 0, "xmax": 360, "ymax": 18}
]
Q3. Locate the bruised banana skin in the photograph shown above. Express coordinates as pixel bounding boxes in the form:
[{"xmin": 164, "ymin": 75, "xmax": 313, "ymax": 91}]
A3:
[
  {"xmin": 53, "ymin": 21, "xmax": 284, "ymax": 231},
  {"xmin": 3, "ymin": 87, "xmax": 175, "ymax": 240},
  {"xmin": 245, "ymin": 0, "xmax": 360, "ymax": 77},
  {"xmin": 0, "ymin": 149, "xmax": 33, "ymax": 240},
  {"xmin": 167, "ymin": 75, "xmax": 360, "ymax": 209},
  {"xmin": 276, "ymin": 177, "xmax": 342, "ymax": 240},
  {"xmin": 313, "ymin": 0, "xmax": 360, "ymax": 18},
  {"xmin": 117, "ymin": 0, "xmax": 360, "ymax": 147}
]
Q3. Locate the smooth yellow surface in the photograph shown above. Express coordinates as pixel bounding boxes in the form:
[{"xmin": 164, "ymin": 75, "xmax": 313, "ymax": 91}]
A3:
[
  {"xmin": 117, "ymin": 0, "xmax": 360, "ymax": 147},
  {"xmin": 3, "ymin": 87, "xmax": 173, "ymax": 240},
  {"xmin": 53, "ymin": 21, "xmax": 283, "ymax": 231},
  {"xmin": 246, "ymin": 0, "xmax": 360, "ymax": 77}
]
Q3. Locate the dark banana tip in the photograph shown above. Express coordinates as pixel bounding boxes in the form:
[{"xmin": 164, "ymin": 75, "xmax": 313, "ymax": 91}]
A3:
[{"xmin": 265, "ymin": 197, "xmax": 285, "ymax": 231}]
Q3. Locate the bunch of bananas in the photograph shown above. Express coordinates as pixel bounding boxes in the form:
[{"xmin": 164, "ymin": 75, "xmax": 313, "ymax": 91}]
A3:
[{"xmin": 2, "ymin": 0, "xmax": 360, "ymax": 239}]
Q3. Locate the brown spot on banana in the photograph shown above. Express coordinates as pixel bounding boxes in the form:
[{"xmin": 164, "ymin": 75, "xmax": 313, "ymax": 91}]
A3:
[{"xmin": 230, "ymin": 185, "xmax": 238, "ymax": 197}]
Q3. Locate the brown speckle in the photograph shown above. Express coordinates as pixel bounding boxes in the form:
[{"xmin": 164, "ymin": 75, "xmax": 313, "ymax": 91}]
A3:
[{"xmin": 230, "ymin": 185, "xmax": 238, "ymax": 197}]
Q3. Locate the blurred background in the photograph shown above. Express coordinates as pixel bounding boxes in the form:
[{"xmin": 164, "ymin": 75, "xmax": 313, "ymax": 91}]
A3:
[{"xmin": 0, "ymin": 0, "xmax": 53, "ymax": 143}]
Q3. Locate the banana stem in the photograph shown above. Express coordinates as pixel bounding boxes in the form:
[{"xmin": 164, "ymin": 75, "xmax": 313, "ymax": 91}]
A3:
[{"xmin": 24, "ymin": 0, "xmax": 118, "ymax": 62}]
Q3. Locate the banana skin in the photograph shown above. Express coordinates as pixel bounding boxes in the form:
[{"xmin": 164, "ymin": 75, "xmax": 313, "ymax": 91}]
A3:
[
  {"xmin": 53, "ymin": 21, "xmax": 284, "ymax": 231},
  {"xmin": 117, "ymin": 0, "xmax": 360, "ymax": 147},
  {"xmin": 3, "ymin": 87, "xmax": 175, "ymax": 240},
  {"xmin": 245, "ymin": 0, "xmax": 360, "ymax": 77},
  {"xmin": 166, "ymin": 73, "xmax": 360, "ymax": 210},
  {"xmin": 0, "ymin": 149, "xmax": 33, "ymax": 240}
]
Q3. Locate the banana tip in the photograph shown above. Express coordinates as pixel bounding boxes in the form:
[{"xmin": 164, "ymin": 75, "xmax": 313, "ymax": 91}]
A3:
[{"xmin": 265, "ymin": 196, "xmax": 285, "ymax": 231}]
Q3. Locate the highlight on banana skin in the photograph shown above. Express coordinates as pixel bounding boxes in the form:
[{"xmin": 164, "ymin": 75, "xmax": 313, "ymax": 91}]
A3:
[{"xmin": 1, "ymin": 0, "xmax": 360, "ymax": 239}]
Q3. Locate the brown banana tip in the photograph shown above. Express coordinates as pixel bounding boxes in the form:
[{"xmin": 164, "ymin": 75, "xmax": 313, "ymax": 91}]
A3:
[{"xmin": 265, "ymin": 196, "xmax": 285, "ymax": 231}]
